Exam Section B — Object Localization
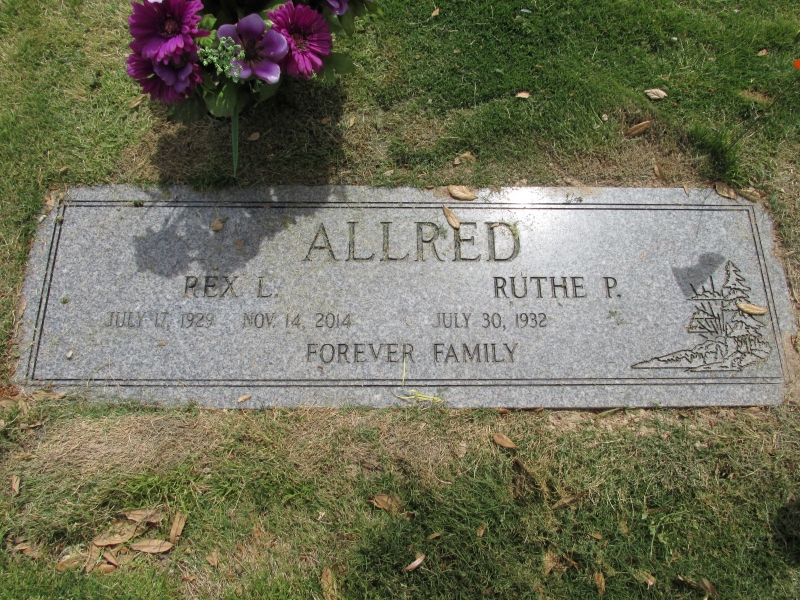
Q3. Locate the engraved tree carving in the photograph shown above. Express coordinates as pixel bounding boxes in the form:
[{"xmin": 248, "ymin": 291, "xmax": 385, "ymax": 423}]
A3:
[{"xmin": 633, "ymin": 260, "xmax": 770, "ymax": 372}]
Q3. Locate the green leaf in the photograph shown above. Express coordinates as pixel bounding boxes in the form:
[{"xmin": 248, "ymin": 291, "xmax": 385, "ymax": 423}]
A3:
[
  {"xmin": 198, "ymin": 14, "xmax": 217, "ymax": 30},
  {"xmin": 352, "ymin": 0, "xmax": 367, "ymax": 18},
  {"xmin": 327, "ymin": 52, "xmax": 355, "ymax": 75},
  {"xmin": 258, "ymin": 81, "xmax": 281, "ymax": 102},
  {"xmin": 167, "ymin": 94, "xmax": 207, "ymax": 123},
  {"xmin": 321, "ymin": 63, "xmax": 336, "ymax": 84},
  {"xmin": 365, "ymin": 0, "xmax": 382, "ymax": 16},
  {"xmin": 339, "ymin": 10, "xmax": 355, "ymax": 35},
  {"xmin": 204, "ymin": 82, "xmax": 239, "ymax": 118},
  {"xmin": 324, "ymin": 13, "xmax": 345, "ymax": 35},
  {"xmin": 197, "ymin": 29, "xmax": 217, "ymax": 49}
]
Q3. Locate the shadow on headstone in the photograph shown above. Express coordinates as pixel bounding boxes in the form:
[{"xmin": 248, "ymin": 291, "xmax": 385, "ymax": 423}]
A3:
[
  {"xmin": 773, "ymin": 499, "xmax": 800, "ymax": 566},
  {"xmin": 137, "ymin": 80, "xmax": 348, "ymax": 278}
]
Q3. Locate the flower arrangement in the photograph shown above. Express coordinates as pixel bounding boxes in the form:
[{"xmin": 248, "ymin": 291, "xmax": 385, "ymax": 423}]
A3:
[{"xmin": 126, "ymin": 0, "xmax": 380, "ymax": 173}]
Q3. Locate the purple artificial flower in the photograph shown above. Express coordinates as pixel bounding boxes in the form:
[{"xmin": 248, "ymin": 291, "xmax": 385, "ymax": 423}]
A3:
[
  {"xmin": 126, "ymin": 51, "xmax": 202, "ymax": 104},
  {"xmin": 217, "ymin": 14, "xmax": 289, "ymax": 83},
  {"xmin": 325, "ymin": 0, "xmax": 348, "ymax": 15},
  {"xmin": 268, "ymin": 2, "xmax": 333, "ymax": 80},
  {"xmin": 129, "ymin": 0, "xmax": 207, "ymax": 64}
]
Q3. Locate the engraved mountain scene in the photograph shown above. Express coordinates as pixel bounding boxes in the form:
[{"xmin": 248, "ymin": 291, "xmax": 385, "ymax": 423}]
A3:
[{"xmin": 633, "ymin": 261, "xmax": 771, "ymax": 372}]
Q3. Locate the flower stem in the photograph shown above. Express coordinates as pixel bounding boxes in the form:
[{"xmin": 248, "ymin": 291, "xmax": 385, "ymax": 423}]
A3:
[{"xmin": 232, "ymin": 106, "xmax": 239, "ymax": 177}]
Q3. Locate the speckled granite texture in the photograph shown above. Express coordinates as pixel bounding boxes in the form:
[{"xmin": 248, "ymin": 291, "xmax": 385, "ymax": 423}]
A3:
[{"xmin": 14, "ymin": 185, "xmax": 796, "ymax": 408}]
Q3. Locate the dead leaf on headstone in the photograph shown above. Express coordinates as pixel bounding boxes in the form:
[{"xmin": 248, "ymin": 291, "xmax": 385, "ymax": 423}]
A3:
[
  {"xmin": 96, "ymin": 564, "xmax": 116, "ymax": 574},
  {"xmin": 56, "ymin": 554, "xmax": 84, "ymax": 571},
  {"xmin": 738, "ymin": 302, "xmax": 767, "ymax": 315},
  {"xmin": 235, "ymin": 239, "xmax": 244, "ymax": 251},
  {"xmin": 11, "ymin": 474, "xmax": 20, "ymax": 495},
  {"xmin": 653, "ymin": 162, "xmax": 668, "ymax": 183},
  {"xmin": 320, "ymin": 567, "xmax": 339, "ymax": 600},
  {"xmin": 131, "ymin": 540, "xmax": 173, "ymax": 554},
  {"xmin": 237, "ymin": 394, "xmax": 252, "ymax": 403},
  {"xmin": 442, "ymin": 206, "xmax": 460, "ymax": 229},
  {"xmin": 246, "ymin": 132, "xmax": 260, "ymax": 141},
  {"xmin": 700, "ymin": 578, "xmax": 719, "ymax": 599},
  {"xmin": 492, "ymin": 433, "xmax": 517, "ymax": 449},
  {"xmin": 624, "ymin": 120, "xmax": 652, "ymax": 137},
  {"xmin": 594, "ymin": 571, "xmax": 606, "ymax": 596},
  {"xmin": 431, "ymin": 7, "xmax": 440, "ymax": 17},
  {"xmin": 683, "ymin": 184, "xmax": 690, "ymax": 196},
  {"xmin": 169, "ymin": 513, "xmax": 187, "ymax": 545},
  {"xmin": 714, "ymin": 181, "xmax": 737, "ymax": 199},
  {"xmin": 206, "ymin": 550, "xmax": 219, "ymax": 568},
  {"xmin": 427, "ymin": 532, "xmax": 442, "ymax": 540},
  {"xmin": 447, "ymin": 185, "xmax": 477, "ymax": 201},
  {"xmin": 645, "ymin": 88, "xmax": 668, "ymax": 100},
  {"xmin": 403, "ymin": 553, "xmax": 425, "ymax": 572},
  {"xmin": 211, "ymin": 219, "xmax": 224, "ymax": 231},
  {"xmin": 124, "ymin": 508, "xmax": 164, "ymax": 525},
  {"xmin": 476, "ymin": 523, "xmax": 487, "ymax": 538},
  {"xmin": 551, "ymin": 495, "xmax": 578, "ymax": 510},
  {"xmin": 757, "ymin": 48, "xmax": 768, "ymax": 56}
]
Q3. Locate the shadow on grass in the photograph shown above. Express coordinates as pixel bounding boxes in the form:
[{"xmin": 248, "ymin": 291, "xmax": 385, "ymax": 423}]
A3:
[
  {"xmin": 773, "ymin": 499, "xmax": 800, "ymax": 566},
  {"xmin": 149, "ymin": 80, "xmax": 347, "ymax": 188}
]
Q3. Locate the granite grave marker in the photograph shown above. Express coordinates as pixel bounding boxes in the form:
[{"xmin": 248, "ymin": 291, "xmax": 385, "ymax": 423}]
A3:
[{"xmin": 14, "ymin": 185, "xmax": 796, "ymax": 408}]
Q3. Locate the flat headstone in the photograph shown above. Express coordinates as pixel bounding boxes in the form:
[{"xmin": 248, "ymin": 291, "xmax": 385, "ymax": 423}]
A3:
[{"xmin": 14, "ymin": 185, "xmax": 796, "ymax": 408}]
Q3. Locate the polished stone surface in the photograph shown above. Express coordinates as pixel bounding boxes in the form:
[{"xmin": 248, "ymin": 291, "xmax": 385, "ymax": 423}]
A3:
[{"xmin": 15, "ymin": 185, "xmax": 796, "ymax": 407}]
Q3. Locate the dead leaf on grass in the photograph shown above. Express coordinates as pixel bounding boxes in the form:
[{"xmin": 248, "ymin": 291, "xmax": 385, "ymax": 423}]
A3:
[
  {"xmin": 181, "ymin": 575, "xmax": 197, "ymax": 582},
  {"xmin": 130, "ymin": 96, "xmax": 145, "ymax": 108},
  {"xmin": 653, "ymin": 162, "xmax": 667, "ymax": 183},
  {"xmin": 455, "ymin": 442, "xmax": 468, "ymax": 458},
  {"xmin": 714, "ymin": 181, "xmax": 737, "ymax": 200},
  {"xmin": 130, "ymin": 540, "xmax": 173, "ymax": 554},
  {"xmin": 427, "ymin": 532, "xmax": 442, "ymax": 540},
  {"xmin": 738, "ymin": 302, "xmax": 767, "ymax": 315},
  {"xmin": 96, "ymin": 564, "xmax": 116, "ymax": 574},
  {"xmin": 206, "ymin": 550, "xmax": 219, "ymax": 568},
  {"xmin": 476, "ymin": 523, "xmax": 487, "ymax": 538},
  {"xmin": 738, "ymin": 187, "xmax": 764, "ymax": 202},
  {"xmin": 587, "ymin": 533, "xmax": 603, "ymax": 540},
  {"xmin": 492, "ymin": 433, "xmax": 517, "ymax": 449},
  {"xmin": 431, "ymin": 7, "xmax": 439, "ymax": 17},
  {"xmin": 56, "ymin": 554, "xmax": 84, "ymax": 571},
  {"xmin": 0, "ymin": 399, "xmax": 16, "ymax": 410},
  {"xmin": 320, "ymin": 116, "xmax": 332, "ymax": 125},
  {"xmin": 515, "ymin": 91, "xmax": 531, "ymax": 98},
  {"xmin": 645, "ymin": 88, "xmax": 668, "ymax": 100},
  {"xmin": 211, "ymin": 219, "xmax": 224, "ymax": 231},
  {"xmin": 634, "ymin": 570, "xmax": 656, "ymax": 588},
  {"xmin": 11, "ymin": 474, "xmax": 20, "ymax": 495},
  {"xmin": 237, "ymin": 394, "xmax": 252, "ymax": 403},
  {"xmin": 320, "ymin": 567, "xmax": 339, "ymax": 600},
  {"xmin": 447, "ymin": 185, "xmax": 477, "ymax": 201},
  {"xmin": 13, "ymin": 543, "xmax": 42, "ymax": 559},
  {"xmin": 551, "ymin": 495, "xmax": 578, "ymax": 510},
  {"xmin": 619, "ymin": 520, "xmax": 629, "ymax": 534},
  {"xmin": 371, "ymin": 493, "xmax": 403, "ymax": 515},
  {"xmin": 246, "ymin": 132, "xmax": 260, "ymax": 141},
  {"xmin": 124, "ymin": 508, "xmax": 164, "ymax": 524},
  {"xmin": 19, "ymin": 421, "xmax": 44, "ymax": 430},
  {"xmin": 623, "ymin": 120, "xmax": 652, "ymax": 137},
  {"xmin": 403, "ymin": 553, "xmax": 425, "ymax": 572},
  {"xmin": 93, "ymin": 521, "xmax": 138, "ymax": 547},
  {"xmin": 442, "ymin": 206, "xmax": 460, "ymax": 229},
  {"xmin": 757, "ymin": 48, "xmax": 768, "ymax": 56},
  {"xmin": 169, "ymin": 513, "xmax": 187, "ymax": 544},
  {"xmin": 102, "ymin": 551, "xmax": 120, "ymax": 567},
  {"xmin": 85, "ymin": 543, "xmax": 102, "ymax": 572},
  {"xmin": 700, "ymin": 578, "xmax": 719, "ymax": 599},
  {"xmin": 594, "ymin": 571, "xmax": 606, "ymax": 596},
  {"xmin": 349, "ymin": 116, "xmax": 356, "ymax": 127}
]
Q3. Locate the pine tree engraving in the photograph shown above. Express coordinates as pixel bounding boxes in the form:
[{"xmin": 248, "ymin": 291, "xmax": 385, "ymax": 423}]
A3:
[{"xmin": 633, "ymin": 261, "xmax": 770, "ymax": 372}]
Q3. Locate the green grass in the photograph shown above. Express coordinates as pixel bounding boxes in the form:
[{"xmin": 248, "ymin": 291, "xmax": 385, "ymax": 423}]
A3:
[
  {"xmin": 1, "ymin": 0, "xmax": 800, "ymax": 598},
  {"xmin": 1, "ymin": 402, "xmax": 799, "ymax": 598}
]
